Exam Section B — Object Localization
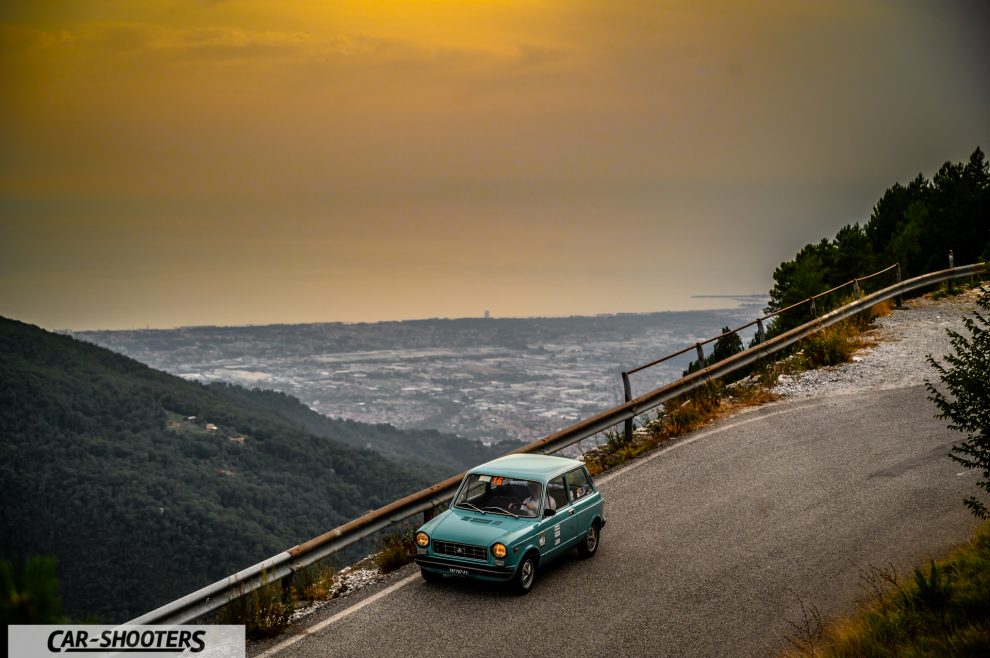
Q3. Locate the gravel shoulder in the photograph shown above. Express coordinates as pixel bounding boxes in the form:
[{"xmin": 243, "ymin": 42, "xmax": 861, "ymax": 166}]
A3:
[{"xmin": 772, "ymin": 287, "xmax": 985, "ymax": 399}]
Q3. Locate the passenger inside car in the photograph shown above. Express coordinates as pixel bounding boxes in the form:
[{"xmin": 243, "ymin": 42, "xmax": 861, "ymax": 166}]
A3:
[{"xmin": 547, "ymin": 476, "xmax": 568, "ymax": 510}]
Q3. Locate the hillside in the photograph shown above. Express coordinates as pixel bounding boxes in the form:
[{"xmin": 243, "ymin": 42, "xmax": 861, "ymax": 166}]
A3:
[
  {"xmin": 209, "ymin": 383, "xmax": 519, "ymax": 472},
  {"xmin": 766, "ymin": 146, "xmax": 988, "ymax": 334},
  {"xmin": 0, "ymin": 316, "xmax": 496, "ymax": 622}
]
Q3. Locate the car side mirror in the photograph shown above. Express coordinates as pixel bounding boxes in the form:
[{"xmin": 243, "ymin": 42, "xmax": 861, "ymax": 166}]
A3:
[{"xmin": 543, "ymin": 508, "xmax": 556, "ymax": 518}]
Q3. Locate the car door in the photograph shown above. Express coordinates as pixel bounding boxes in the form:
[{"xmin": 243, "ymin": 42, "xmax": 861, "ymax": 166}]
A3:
[
  {"xmin": 539, "ymin": 474, "xmax": 574, "ymax": 559},
  {"xmin": 565, "ymin": 467, "xmax": 598, "ymax": 547}
]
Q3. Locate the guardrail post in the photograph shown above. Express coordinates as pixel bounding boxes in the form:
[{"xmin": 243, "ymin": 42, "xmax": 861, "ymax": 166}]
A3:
[
  {"xmin": 895, "ymin": 264, "xmax": 903, "ymax": 307},
  {"xmin": 695, "ymin": 342, "xmax": 705, "ymax": 368},
  {"xmin": 948, "ymin": 251, "xmax": 955, "ymax": 293},
  {"xmin": 810, "ymin": 297, "xmax": 817, "ymax": 318},
  {"xmin": 621, "ymin": 371, "xmax": 633, "ymax": 443},
  {"xmin": 853, "ymin": 279, "xmax": 861, "ymax": 298},
  {"xmin": 756, "ymin": 318, "xmax": 766, "ymax": 344}
]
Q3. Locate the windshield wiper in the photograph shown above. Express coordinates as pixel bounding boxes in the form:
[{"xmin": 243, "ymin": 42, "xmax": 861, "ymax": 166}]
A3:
[
  {"xmin": 483, "ymin": 506, "xmax": 519, "ymax": 519},
  {"xmin": 455, "ymin": 502, "xmax": 485, "ymax": 514}
]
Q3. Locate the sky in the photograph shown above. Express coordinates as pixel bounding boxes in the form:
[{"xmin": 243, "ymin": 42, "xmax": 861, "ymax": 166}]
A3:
[{"xmin": 1, "ymin": 1, "xmax": 988, "ymax": 330}]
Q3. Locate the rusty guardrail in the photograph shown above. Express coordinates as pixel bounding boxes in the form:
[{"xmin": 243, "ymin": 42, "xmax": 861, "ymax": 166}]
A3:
[
  {"xmin": 618, "ymin": 262, "xmax": 902, "ymax": 440},
  {"xmin": 129, "ymin": 261, "xmax": 986, "ymax": 625}
]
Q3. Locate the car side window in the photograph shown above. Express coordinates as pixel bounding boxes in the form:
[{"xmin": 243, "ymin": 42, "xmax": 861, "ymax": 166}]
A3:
[
  {"xmin": 566, "ymin": 468, "xmax": 594, "ymax": 501},
  {"xmin": 546, "ymin": 475, "xmax": 569, "ymax": 510}
]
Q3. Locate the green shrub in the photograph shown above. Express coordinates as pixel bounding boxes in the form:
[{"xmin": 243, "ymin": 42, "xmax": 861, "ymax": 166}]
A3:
[
  {"xmin": 293, "ymin": 562, "xmax": 336, "ymax": 601},
  {"xmin": 802, "ymin": 327, "xmax": 854, "ymax": 368},
  {"xmin": 907, "ymin": 560, "xmax": 953, "ymax": 611},
  {"xmin": 798, "ymin": 522, "xmax": 990, "ymax": 657},
  {"xmin": 0, "ymin": 557, "xmax": 67, "ymax": 624},
  {"xmin": 374, "ymin": 531, "xmax": 414, "ymax": 574},
  {"xmin": 214, "ymin": 572, "xmax": 292, "ymax": 640},
  {"xmin": 927, "ymin": 286, "xmax": 990, "ymax": 518}
]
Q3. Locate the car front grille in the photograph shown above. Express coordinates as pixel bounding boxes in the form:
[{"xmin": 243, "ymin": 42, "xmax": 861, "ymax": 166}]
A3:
[{"xmin": 433, "ymin": 540, "xmax": 488, "ymax": 561}]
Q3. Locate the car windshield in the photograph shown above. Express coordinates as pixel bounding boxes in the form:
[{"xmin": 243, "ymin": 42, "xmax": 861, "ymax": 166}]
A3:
[{"xmin": 453, "ymin": 474, "xmax": 543, "ymax": 518}]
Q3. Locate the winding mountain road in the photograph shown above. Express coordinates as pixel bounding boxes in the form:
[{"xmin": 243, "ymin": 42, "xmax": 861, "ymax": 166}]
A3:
[{"xmin": 250, "ymin": 383, "xmax": 980, "ymax": 657}]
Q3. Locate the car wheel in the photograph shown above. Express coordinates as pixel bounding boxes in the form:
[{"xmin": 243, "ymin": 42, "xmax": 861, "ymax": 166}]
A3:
[
  {"xmin": 512, "ymin": 553, "xmax": 538, "ymax": 595},
  {"xmin": 420, "ymin": 567, "xmax": 443, "ymax": 583},
  {"xmin": 577, "ymin": 520, "xmax": 600, "ymax": 559}
]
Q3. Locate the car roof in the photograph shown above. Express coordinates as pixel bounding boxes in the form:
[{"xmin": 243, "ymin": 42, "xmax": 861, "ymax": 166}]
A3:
[{"xmin": 467, "ymin": 453, "xmax": 584, "ymax": 481}]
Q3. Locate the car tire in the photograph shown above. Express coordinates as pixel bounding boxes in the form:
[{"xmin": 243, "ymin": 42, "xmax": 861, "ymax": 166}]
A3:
[
  {"xmin": 577, "ymin": 520, "xmax": 600, "ymax": 559},
  {"xmin": 420, "ymin": 567, "xmax": 443, "ymax": 583},
  {"xmin": 511, "ymin": 553, "xmax": 538, "ymax": 595}
]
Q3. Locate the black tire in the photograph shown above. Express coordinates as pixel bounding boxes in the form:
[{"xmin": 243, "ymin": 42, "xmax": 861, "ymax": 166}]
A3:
[
  {"xmin": 420, "ymin": 567, "xmax": 443, "ymax": 583},
  {"xmin": 511, "ymin": 553, "xmax": 538, "ymax": 595},
  {"xmin": 577, "ymin": 520, "xmax": 600, "ymax": 559}
]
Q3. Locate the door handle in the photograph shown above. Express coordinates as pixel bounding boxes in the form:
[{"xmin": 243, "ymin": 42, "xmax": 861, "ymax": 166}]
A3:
[{"xmin": 568, "ymin": 509, "xmax": 575, "ymax": 516}]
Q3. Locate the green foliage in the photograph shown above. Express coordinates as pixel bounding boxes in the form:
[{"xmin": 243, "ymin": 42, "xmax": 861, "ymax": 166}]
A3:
[
  {"xmin": 663, "ymin": 382, "xmax": 723, "ymax": 435},
  {"xmin": 767, "ymin": 238, "xmax": 833, "ymax": 328},
  {"xmin": 801, "ymin": 327, "xmax": 854, "ymax": 368},
  {"xmin": 908, "ymin": 560, "xmax": 953, "ymax": 611},
  {"xmin": 800, "ymin": 522, "xmax": 990, "ymax": 657},
  {"xmin": 374, "ymin": 531, "xmax": 415, "ymax": 574},
  {"xmin": 584, "ymin": 381, "xmax": 731, "ymax": 475},
  {"xmin": 684, "ymin": 327, "xmax": 744, "ymax": 377},
  {"xmin": 768, "ymin": 147, "xmax": 990, "ymax": 335},
  {"xmin": 0, "ymin": 316, "xmax": 477, "ymax": 621},
  {"xmin": 0, "ymin": 557, "xmax": 67, "ymax": 623},
  {"xmin": 926, "ymin": 287, "xmax": 990, "ymax": 519},
  {"xmin": 292, "ymin": 562, "xmax": 336, "ymax": 602},
  {"xmin": 212, "ymin": 384, "xmax": 520, "ymax": 478},
  {"xmin": 213, "ymin": 572, "xmax": 292, "ymax": 640}
]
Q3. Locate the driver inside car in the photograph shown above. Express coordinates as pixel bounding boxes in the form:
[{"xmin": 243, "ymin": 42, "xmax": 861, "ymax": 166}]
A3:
[{"xmin": 513, "ymin": 482, "xmax": 543, "ymax": 517}]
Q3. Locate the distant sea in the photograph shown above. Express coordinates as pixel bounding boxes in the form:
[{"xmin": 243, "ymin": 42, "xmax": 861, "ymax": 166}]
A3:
[{"xmin": 75, "ymin": 297, "xmax": 768, "ymax": 446}]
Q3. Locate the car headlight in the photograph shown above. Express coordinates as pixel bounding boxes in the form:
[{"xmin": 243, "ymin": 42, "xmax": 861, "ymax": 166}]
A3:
[
  {"xmin": 415, "ymin": 532, "xmax": 430, "ymax": 547},
  {"xmin": 492, "ymin": 543, "xmax": 507, "ymax": 559}
]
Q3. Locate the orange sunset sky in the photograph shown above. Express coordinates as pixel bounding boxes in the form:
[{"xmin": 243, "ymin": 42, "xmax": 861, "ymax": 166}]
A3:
[{"xmin": 1, "ymin": 1, "xmax": 988, "ymax": 330}]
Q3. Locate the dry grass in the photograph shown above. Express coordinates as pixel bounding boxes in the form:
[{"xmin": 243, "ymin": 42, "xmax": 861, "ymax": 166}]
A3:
[
  {"xmin": 781, "ymin": 522, "xmax": 990, "ymax": 657},
  {"xmin": 213, "ymin": 570, "xmax": 293, "ymax": 640},
  {"xmin": 374, "ymin": 531, "xmax": 415, "ymax": 574},
  {"xmin": 294, "ymin": 563, "xmax": 336, "ymax": 602},
  {"xmin": 583, "ymin": 381, "xmax": 775, "ymax": 476},
  {"xmin": 871, "ymin": 299, "xmax": 894, "ymax": 319},
  {"xmin": 801, "ymin": 326, "xmax": 855, "ymax": 368},
  {"xmin": 583, "ymin": 299, "xmax": 896, "ymax": 477},
  {"xmin": 212, "ymin": 528, "xmax": 421, "ymax": 637}
]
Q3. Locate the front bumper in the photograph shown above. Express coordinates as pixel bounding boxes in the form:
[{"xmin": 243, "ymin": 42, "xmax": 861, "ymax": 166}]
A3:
[{"xmin": 414, "ymin": 555, "xmax": 515, "ymax": 581}]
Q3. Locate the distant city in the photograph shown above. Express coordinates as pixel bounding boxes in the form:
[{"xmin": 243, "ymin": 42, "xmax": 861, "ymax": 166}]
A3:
[{"xmin": 75, "ymin": 300, "xmax": 766, "ymax": 446}]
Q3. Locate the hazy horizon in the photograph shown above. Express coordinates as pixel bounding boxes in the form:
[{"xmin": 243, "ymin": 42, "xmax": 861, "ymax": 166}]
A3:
[
  {"xmin": 3, "ymin": 1, "xmax": 988, "ymax": 331},
  {"xmin": 62, "ymin": 293, "xmax": 766, "ymax": 333}
]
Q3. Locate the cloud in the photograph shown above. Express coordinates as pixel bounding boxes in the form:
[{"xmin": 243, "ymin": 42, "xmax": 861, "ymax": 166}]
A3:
[
  {"xmin": 0, "ymin": 24, "xmax": 74, "ymax": 54},
  {"xmin": 1, "ymin": 21, "xmax": 319, "ymax": 57}
]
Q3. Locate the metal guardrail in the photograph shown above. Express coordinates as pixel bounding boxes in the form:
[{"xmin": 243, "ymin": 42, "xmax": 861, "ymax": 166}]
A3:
[
  {"xmin": 618, "ymin": 263, "xmax": 902, "ymax": 440},
  {"xmin": 129, "ymin": 262, "xmax": 986, "ymax": 625}
]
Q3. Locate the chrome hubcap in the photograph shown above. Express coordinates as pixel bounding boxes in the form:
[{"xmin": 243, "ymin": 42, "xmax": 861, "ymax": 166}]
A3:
[
  {"xmin": 521, "ymin": 560, "xmax": 534, "ymax": 587},
  {"xmin": 587, "ymin": 526, "xmax": 598, "ymax": 551}
]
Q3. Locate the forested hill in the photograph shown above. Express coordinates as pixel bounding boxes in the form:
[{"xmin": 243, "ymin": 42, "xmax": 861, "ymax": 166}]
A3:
[
  {"xmin": 208, "ymin": 384, "xmax": 520, "ymax": 473},
  {"xmin": 0, "ymin": 316, "xmax": 495, "ymax": 622},
  {"xmin": 766, "ymin": 147, "xmax": 988, "ymax": 334}
]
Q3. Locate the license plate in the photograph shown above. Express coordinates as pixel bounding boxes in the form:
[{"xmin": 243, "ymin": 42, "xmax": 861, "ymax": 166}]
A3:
[{"xmin": 448, "ymin": 568, "xmax": 469, "ymax": 576}]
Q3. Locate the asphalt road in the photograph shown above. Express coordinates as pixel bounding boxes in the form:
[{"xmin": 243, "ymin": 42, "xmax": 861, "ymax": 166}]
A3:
[{"xmin": 251, "ymin": 385, "xmax": 981, "ymax": 658}]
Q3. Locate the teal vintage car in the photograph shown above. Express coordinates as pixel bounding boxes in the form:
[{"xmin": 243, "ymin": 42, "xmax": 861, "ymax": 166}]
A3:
[{"xmin": 414, "ymin": 453, "xmax": 605, "ymax": 594}]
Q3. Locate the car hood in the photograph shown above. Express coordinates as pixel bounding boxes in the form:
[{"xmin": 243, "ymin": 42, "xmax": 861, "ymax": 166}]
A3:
[{"xmin": 425, "ymin": 509, "xmax": 537, "ymax": 546}]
